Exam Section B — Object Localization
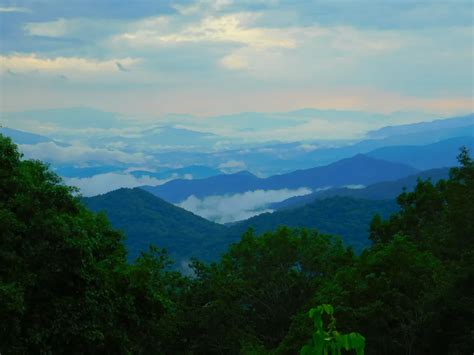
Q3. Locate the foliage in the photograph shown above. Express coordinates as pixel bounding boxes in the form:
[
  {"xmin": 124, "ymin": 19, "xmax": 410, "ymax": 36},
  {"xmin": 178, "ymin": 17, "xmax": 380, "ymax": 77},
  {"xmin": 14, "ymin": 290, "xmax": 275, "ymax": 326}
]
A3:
[
  {"xmin": 314, "ymin": 146, "xmax": 474, "ymax": 354},
  {"xmin": 0, "ymin": 134, "xmax": 186, "ymax": 353},
  {"xmin": 300, "ymin": 304, "xmax": 365, "ymax": 355},
  {"xmin": 177, "ymin": 228, "xmax": 354, "ymax": 353}
]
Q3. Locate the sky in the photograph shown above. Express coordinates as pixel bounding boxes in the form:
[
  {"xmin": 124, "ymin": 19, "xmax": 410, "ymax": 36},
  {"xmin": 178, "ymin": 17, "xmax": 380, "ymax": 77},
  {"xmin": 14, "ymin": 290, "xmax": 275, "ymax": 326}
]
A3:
[{"xmin": 1, "ymin": 0, "xmax": 473, "ymax": 118}]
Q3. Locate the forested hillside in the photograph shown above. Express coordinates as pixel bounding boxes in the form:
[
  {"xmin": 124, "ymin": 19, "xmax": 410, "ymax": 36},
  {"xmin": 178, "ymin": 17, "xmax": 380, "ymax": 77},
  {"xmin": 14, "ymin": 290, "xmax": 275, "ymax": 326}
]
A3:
[
  {"xmin": 84, "ymin": 188, "xmax": 232, "ymax": 263},
  {"xmin": 230, "ymin": 197, "xmax": 398, "ymax": 253},
  {"xmin": 1, "ymin": 134, "xmax": 472, "ymax": 354}
]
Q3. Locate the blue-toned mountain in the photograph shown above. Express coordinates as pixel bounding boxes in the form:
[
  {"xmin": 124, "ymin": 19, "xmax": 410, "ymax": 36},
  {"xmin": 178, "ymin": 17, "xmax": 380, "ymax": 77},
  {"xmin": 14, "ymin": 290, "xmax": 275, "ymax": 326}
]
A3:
[{"xmin": 142, "ymin": 155, "xmax": 418, "ymax": 203}]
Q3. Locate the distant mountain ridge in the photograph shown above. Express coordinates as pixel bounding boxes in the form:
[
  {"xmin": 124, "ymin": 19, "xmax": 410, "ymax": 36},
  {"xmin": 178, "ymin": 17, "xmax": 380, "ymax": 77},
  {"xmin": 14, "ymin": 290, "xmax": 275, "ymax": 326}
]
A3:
[
  {"xmin": 366, "ymin": 136, "xmax": 474, "ymax": 170},
  {"xmin": 367, "ymin": 113, "xmax": 473, "ymax": 139},
  {"xmin": 271, "ymin": 168, "xmax": 450, "ymax": 210},
  {"xmin": 142, "ymin": 154, "xmax": 418, "ymax": 203},
  {"xmin": 0, "ymin": 127, "xmax": 53, "ymax": 145}
]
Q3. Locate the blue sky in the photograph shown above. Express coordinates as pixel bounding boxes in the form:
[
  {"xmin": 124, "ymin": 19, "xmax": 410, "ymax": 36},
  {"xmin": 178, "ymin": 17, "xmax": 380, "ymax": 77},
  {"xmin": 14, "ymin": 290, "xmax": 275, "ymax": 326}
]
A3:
[{"xmin": 1, "ymin": 0, "xmax": 473, "ymax": 117}]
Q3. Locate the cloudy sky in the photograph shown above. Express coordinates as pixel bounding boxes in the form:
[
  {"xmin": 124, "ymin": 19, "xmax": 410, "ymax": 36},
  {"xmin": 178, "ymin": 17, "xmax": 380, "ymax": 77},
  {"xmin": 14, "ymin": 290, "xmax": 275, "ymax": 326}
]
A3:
[{"xmin": 1, "ymin": 0, "xmax": 473, "ymax": 118}]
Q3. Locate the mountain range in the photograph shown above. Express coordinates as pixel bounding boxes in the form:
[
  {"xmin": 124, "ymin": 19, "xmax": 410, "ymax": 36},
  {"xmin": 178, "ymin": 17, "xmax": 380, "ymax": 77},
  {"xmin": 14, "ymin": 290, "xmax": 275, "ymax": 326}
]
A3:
[
  {"xmin": 2, "ymin": 111, "xmax": 472, "ymax": 183},
  {"xmin": 270, "ymin": 168, "xmax": 450, "ymax": 210},
  {"xmin": 366, "ymin": 136, "xmax": 473, "ymax": 170},
  {"xmin": 142, "ymin": 154, "xmax": 418, "ymax": 203},
  {"xmin": 2, "ymin": 110, "xmax": 472, "ymax": 266},
  {"xmin": 84, "ymin": 187, "xmax": 401, "ymax": 266}
]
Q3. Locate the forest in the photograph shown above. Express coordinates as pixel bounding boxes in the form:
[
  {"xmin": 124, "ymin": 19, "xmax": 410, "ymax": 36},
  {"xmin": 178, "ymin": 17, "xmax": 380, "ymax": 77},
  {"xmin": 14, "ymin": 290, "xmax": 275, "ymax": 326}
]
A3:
[{"xmin": 0, "ymin": 133, "xmax": 472, "ymax": 354}]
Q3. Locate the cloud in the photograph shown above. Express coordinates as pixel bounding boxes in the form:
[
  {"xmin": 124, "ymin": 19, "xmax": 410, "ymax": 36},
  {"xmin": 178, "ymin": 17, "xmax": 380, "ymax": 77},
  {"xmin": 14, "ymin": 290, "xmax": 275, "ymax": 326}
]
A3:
[
  {"xmin": 298, "ymin": 144, "xmax": 318, "ymax": 152},
  {"xmin": 220, "ymin": 53, "xmax": 248, "ymax": 69},
  {"xmin": 113, "ymin": 13, "xmax": 295, "ymax": 49},
  {"xmin": 344, "ymin": 184, "xmax": 365, "ymax": 189},
  {"xmin": 2, "ymin": 1, "xmax": 472, "ymax": 116},
  {"xmin": 173, "ymin": 0, "xmax": 234, "ymax": 15},
  {"xmin": 0, "ymin": 7, "xmax": 30, "ymax": 13},
  {"xmin": 218, "ymin": 160, "xmax": 246, "ymax": 172},
  {"xmin": 116, "ymin": 62, "xmax": 130, "ymax": 72},
  {"xmin": 0, "ymin": 54, "xmax": 141, "ymax": 75},
  {"xmin": 160, "ymin": 14, "xmax": 294, "ymax": 48},
  {"xmin": 19, "ymin": 142, "xmax": 152, "ymax": 165},
  {"xmin": 65, "ymin": 173, "xmax": 170, "ymax": 197},
  {"xmin": 177, "ymin": 187, "xmax": 312, "ymax": 223},
  {"xmin": 24, "ymin": 18, "xmax": 71, "ymax": 37}
]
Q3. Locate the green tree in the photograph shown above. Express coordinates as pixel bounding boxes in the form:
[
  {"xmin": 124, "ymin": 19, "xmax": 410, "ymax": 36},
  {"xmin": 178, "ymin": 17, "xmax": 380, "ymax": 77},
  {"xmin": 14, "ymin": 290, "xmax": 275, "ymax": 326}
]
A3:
[
  {"xmin": 300, "ymin": 304, "xmax": 365, "ymax": 355},
  {"xmin": 0, "ymin": 134, "xmax": 183, "ymax": 353},
  {"xmin": 180, "ymin": 228, "xmax": 354, "ymax": 353}
]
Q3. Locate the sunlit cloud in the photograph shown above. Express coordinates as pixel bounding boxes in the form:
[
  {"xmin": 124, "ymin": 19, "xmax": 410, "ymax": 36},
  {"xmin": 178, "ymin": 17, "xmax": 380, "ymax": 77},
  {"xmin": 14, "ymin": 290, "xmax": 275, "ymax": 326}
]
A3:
[
  {"xmin": 1, "ymin": 0, "xmax": 472, "ymax": 117},
  {"xmin": 113, "ymin": 13, "xmax": 295, "ymax": 49},
  {"xmin": 0, "ymin": 54, "xmax": 141, "ymax": 74}
]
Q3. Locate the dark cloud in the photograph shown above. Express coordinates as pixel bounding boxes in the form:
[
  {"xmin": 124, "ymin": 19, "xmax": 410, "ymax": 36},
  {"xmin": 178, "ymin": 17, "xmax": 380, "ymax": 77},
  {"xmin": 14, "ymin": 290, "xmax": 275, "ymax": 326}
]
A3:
[{"xmin": 116, "ymin": 62, "xmax": 129, "ymax": 72}]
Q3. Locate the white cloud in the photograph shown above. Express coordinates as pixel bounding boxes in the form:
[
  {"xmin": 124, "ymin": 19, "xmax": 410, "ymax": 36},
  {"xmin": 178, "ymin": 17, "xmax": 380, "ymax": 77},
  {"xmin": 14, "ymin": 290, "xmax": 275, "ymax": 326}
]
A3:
[
  {"xmin": 220, "ymin": 53, "xmax": 248, "ymax": 70},
  {"xmin": 24, "ymin": 18, "xmax": 71, "ymax": 37},
  {"xmin": 218, "ymin": 160, "xmax": 247, "ymax": 172},
  {"xmin": 298, "ymin": 144, "xmax": 318, "ymax": 152},
  {"xmin": 0, "ymin": 7, "xmax": 29, "ymax": 13},
  {"xmin": 65, "ymin": 173, "xmax": 169, "ymax": 197},
  {"xmin": 215, "ymin": 24, "xmax": 403, "ymax": 76},
  {"xmin": 344, "ymin": 184, "xmax": 365, "ymax": 189},
  {"xmin": 113, "ymin": 13, "xmax": 295, "ymax": 49},
  {"xmin": 0, "ymin": 54, "xmax": 141, "ymax": 76},
  {"xmin": 19, "ymin": 142, "xmax": 151, "ymax": 165},
  {"xmin": 160, "ymin": 14, "xmax": 294, "ymax": 48},
  {"xmin": 177, "ymin": 188, "xmax": 312, "ymax": 223}
]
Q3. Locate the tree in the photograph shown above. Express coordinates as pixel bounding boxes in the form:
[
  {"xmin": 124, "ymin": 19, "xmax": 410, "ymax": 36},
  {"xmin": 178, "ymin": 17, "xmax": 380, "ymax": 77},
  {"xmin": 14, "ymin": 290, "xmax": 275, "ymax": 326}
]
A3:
[
  {"xmin": 180, "ymin": 228, "xmax": 354, "ymax": 353},
  {"xmin": 0, "ymin": 134, "xmax": 182, "ymax": 353},
  {"xmin": 300, "ymin": 304, "xmax": 365, "ymax": 355}
]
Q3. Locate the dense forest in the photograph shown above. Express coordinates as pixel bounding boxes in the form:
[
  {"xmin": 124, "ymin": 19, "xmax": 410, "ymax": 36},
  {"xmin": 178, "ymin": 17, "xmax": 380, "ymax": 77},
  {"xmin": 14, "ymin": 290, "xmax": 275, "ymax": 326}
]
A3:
[
  {"xmin": 84, "ymin": 189, "xmax": 398, "ymax": 264},
  {"xmin": 0, "ymin": 133, "xmax": 472, "ymax": 354}
]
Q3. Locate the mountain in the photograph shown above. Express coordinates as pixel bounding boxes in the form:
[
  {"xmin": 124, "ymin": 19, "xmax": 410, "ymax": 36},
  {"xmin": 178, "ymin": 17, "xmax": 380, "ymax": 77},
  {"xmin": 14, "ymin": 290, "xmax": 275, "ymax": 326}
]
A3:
[
  {"xmin": 0, "ymin": 127, "xmax": 53, "ymax": 145},
  {"xmin": 83, "ymin": 190, "xmax": 400, "ymax": 266},
  {"xmin": 228, "ymin": 197, "xmax": 399, "ymax": 253},
  {"xmin": 271, "ymin": 168, "xmax": 450, "ymax": 210},
  {"xmin": 366, "ymin": 136, "xmax": 474, "ymax": 170},
  {"xmin": 142, "ymin": 170, "xmax": 262, "ymax": 203},
  {"xmin": 262, "ymin": 154, "xmax": 417, "ymax": 189},
  {"xmin": 83, "ymin": 188, "xmax": 232, "ymax": 264},
  {"xmin": 142, "ymin": 155, "xmax": 418, "ymax": 203},
  {"xmin": 367, "ymin": 113, "xmax": 473, "ymax": 139}
]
